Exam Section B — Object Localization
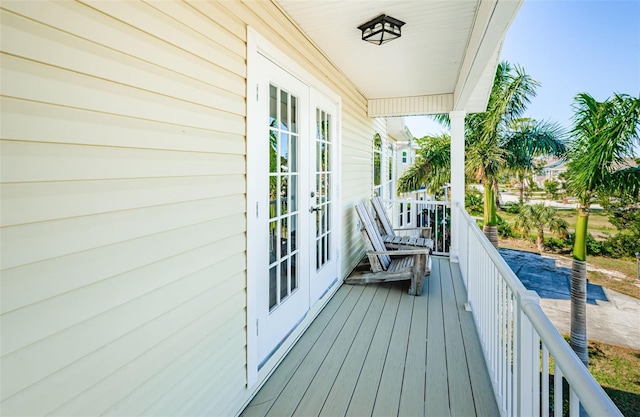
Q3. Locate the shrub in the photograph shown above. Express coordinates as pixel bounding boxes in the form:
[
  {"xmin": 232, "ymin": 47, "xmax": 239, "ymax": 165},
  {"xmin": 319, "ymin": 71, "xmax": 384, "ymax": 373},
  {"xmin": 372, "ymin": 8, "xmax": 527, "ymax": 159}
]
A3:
[
  {"xmin": 544, "ymin": 236, "xmax": 568, "ymax": 252},
  {"xmin": 502, "ymin": 202, "xmax": 522, "ymax": 214},
  {"xmin": 601, "ymin": 232, "xmax": 640, "ymax": 258},
  {"xmin": 565, "ymin": 232, "xmax": 603, "ymax": 256},
  {"xmin": 465, "ymin": 187, "xmax": 484, "ymax": 216},
  {"xmin": 497, "ymin": 217, "xmax": 514, "ymax": 238}
]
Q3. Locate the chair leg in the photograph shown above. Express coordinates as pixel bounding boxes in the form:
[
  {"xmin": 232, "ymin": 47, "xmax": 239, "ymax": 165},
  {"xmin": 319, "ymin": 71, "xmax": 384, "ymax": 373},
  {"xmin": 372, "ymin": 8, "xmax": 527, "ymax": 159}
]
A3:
[{"xmin": 409, "ymin": 253, "xmax": 427, "ymax": 296}]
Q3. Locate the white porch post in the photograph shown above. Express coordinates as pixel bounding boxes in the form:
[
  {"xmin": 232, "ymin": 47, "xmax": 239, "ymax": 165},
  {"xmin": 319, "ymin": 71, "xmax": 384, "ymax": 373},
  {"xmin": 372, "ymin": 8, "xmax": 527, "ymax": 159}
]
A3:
[{"xmin": 449, "ymin": 110, "xmax": 466, "ymax": 262}]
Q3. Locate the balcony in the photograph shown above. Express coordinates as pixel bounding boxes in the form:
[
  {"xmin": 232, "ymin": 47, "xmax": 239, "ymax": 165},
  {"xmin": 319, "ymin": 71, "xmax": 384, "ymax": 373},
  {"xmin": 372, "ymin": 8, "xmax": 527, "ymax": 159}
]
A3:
[
  {"xmin": 243, "ymin": 200, "xmax": 622, "ymax": 417},
  {"xmin": 242, "ymin": 257, "xmax": 496, "ymax": 416}
]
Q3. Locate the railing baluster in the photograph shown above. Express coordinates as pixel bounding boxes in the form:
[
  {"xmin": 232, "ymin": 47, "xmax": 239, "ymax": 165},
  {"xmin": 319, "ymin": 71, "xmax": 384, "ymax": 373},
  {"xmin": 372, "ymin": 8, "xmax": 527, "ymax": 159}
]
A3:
[
  {"xmin": 554, "ymin": 363, "xmax": 563, "ymax": 417},
  {"xmin": 570, "ymin": 388, "xmax": 579, "ymax": 417},
  {"xmin": 542, "ymin": 345, "xmax": 549, "ymax": 417}
]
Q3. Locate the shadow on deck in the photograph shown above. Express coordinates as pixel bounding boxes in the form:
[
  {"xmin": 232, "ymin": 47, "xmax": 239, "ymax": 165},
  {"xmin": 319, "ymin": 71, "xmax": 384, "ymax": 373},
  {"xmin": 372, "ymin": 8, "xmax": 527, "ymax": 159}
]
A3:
[{"xmin": 242, "ymin": 257, "xmax": 498, "ymax": 417}]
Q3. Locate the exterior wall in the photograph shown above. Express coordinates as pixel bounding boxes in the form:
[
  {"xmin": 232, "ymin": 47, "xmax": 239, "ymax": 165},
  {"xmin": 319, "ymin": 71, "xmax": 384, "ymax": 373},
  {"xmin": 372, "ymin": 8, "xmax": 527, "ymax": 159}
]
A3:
[{"xmin": 0, "ymin": 1, "xmax": 374, "ymax": 416}]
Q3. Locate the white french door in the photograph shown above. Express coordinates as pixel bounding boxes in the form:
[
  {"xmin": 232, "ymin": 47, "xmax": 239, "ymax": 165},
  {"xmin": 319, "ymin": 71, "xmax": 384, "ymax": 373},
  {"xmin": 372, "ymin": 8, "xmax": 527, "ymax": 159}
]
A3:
[
  {"xmin": 252, "ymin": 54, "xmax": 339, "ymax": 366},
  {"xmin": 309, "ymin": 91, "xmax": 339, "ymax": 303},
  {"xmin": 255, "ymin": 55, "xmax": 309, "ymax": 363}
]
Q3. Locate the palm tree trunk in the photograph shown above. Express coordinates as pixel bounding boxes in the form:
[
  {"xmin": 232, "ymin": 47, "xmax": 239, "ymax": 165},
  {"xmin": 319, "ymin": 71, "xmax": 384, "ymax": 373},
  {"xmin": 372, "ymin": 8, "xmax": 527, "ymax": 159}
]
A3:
[
  {"xmin": 519, "ymin": 184, "xmax": 525, "ymax": 204},
  {"xmin": 518, "ymin": 171, "xmax": 525, "ymax": 204},
  {"xmin": 536, "ymin": 230, "xmax": 544, "ymax": 252},
  {"xmin": 570, "ymin": 208, "xmax": 589, "ymax": 366},
  {"xmin": 483, "ymin": 182, "xmax": 499, "ymax": 248}
]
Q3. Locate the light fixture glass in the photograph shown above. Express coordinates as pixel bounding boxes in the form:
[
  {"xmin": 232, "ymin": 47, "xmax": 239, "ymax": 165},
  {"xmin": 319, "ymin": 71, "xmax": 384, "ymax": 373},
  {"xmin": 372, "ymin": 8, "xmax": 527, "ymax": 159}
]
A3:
[{"xmin": 357, "ymin": 14, "xmax": 405, "ymax": 45}]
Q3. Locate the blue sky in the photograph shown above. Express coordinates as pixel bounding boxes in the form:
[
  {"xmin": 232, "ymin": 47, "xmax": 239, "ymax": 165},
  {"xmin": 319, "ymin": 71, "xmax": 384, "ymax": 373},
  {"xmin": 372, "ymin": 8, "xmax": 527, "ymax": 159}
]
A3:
[{"xmin": 405, "ymin": 0, "xmax": 640, "ymax": 138}]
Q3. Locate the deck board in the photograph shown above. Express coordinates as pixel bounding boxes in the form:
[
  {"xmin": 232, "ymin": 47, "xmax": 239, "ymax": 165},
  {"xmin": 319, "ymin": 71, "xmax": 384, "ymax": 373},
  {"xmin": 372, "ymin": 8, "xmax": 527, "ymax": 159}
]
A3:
[
  {"xmin": 449, "ymin": 259, "xmax": 501, "ymax": 416},
  {"xmin": 398, "ymin": 277, "xmax": 428, "ymax": 417},
  {"xmin": 264, "ymin": 285, "xmax": 366, "ymax": 417},
  {"xmin": 344, "ymin": 284, "xmax": 402, "ymax": 416},
  {"xmin": 424, "ymin": 258, "xmax": 451, "ymax": 417},
  {"xmin": 294, "ymin": 285, "xmax": 377, "ymax": 415},
  {"xmin": 371, "ymin": 282, "xmax": 413, "ymax": 416},
  {"xmin": 440, "ymin": 258, "xmax": 476, "ymax": 416},
  {"xmin": 242, "ymin": 258, "xmax": 498, "ymax": 417},
  {"xmin": 318, "ymin": 285, "xmax": 390, "ymax": 416}
]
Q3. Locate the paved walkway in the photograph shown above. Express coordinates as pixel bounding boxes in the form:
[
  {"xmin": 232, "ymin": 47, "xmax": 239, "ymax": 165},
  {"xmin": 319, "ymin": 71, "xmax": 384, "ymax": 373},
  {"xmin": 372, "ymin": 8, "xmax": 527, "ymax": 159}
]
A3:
[{"xmin": 500, "ymin": 249, "xmax": 640, "ymax": 350}]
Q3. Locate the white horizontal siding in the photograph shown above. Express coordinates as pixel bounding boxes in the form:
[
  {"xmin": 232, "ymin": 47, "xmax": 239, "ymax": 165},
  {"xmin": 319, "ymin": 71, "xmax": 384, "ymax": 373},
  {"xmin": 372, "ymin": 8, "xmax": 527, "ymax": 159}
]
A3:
[
  {"xmin": 0, "ymin": 0, "xmax": 379, "ymax": 416},
  {"xmin": 1, "ymin": 0, "xmax": 248, "ymax": 415}
]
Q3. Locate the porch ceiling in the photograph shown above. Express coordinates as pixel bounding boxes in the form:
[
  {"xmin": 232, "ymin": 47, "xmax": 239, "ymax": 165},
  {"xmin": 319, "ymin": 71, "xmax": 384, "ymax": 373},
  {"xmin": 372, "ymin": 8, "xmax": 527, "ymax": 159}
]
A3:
[{"xmin": 275, "ymin": 0, "xmax": 522, "ymax": 117}]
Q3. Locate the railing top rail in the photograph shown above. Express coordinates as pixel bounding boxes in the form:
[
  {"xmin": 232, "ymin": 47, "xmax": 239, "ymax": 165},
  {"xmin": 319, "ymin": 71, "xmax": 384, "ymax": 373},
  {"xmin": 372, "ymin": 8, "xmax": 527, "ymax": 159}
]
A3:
[
  {"xmin": 456, "ymin": 203, "xmax": 527, "ymax": 295},
  {"xmin": 378, "ymin": 198, "xmax": 451, "ymax": 207},
  {"xmin": 520, "ymin": 296, "xmax": 623, "ymax": 416}
]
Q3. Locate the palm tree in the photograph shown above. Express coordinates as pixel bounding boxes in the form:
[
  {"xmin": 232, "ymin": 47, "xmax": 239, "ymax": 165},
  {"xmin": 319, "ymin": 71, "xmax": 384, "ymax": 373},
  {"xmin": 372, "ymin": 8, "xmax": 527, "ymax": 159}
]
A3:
[
  {"xmin": 503, "ymin": 118, "xmax": 566, "ymax": 203},
  {"xmin": 564, "ymin": 92, "xmax": 640, "ymax": 366},
  {"xmin": 513, "ymin": 203, "xmax": 568, "ymax": 251},
  {"xmin": 400, "ymin": 61, "xmax": 565, "ymax": 247},
  {"xmin": 397, "ymin": 133, "xmax": 451, "ymax": 194}
]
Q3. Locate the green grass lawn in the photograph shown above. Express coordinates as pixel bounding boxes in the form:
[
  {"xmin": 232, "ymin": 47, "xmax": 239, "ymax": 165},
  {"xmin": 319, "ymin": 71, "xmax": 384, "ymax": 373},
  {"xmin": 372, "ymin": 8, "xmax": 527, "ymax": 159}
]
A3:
[
  {"xmin": 499, "ymin": 207, "xmax": 617, "ymax": 236},
  {"xmin": 589, "ymin": 341, "xmax": 640, "ymax": 417},
  {"xmin": 551, "ymin": 339, "xmax": 640, "ymax": 416}
]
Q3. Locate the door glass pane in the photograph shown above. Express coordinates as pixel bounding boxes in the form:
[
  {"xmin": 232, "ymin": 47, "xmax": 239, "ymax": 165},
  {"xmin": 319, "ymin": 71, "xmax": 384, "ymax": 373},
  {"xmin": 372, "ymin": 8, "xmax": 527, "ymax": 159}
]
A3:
[
  {"xmin": 280, "ymin": 91, "xmax": 289, "ymax": 131},
  {"xmin": 291, "ymin": 254, "xmax": 298, "ymax": 290},
  {"xmin": 315, "ymin": 107, "xmax": 333, "ymax": 271},
  {"xmin": 280, "ymin": 259, "xmax": 289, "ymax": 300},
  {"xmin": 290, "ymin": 175, "xmax": 298, "ymax": 212},
  {"xmin": 269, "ymin": 220, "xmax": 277, "ymax": 263},
  {"xmin": 280, "ymin": 133, "xmax": 288, "ymax": 173},
  {"xmin": 281, "ymin": 176, "xmax": 288, "ymax": 215},
  {"xmin": 269, "ymin": 266, "xmax": 277, "ymax": 309},
  {"xmin": 281, "ymin": 218, "xmax": 289, "ymax": 256},
  {"xmin": 270, "ymin": 86, "xmax": 277, "ymax": 123},
  {"xmin": 268, "ymin": 84, "xmax": 300, "ymax": 311},
  {"xmin": 291, "ymin": 96, "xmax": 298, "ymax": 133},
  {"xmin": 291, "ymin": 214, "xmax": 297, "ymax": 252},
  {"xmin": 290, "ymin": 135, "xmax": 298, "ymax": 173}
]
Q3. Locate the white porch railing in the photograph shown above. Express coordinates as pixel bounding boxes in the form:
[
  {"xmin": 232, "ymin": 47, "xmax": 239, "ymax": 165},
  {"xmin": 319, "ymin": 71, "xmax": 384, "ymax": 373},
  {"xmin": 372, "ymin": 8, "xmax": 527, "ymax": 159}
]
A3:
[
  {"xmin": 378, "ymin": 198, "xmax": 451, "ymax": 255},
  {"xmin": 455, "ymin": 203, "xmax": 622, "ymax": 417}
]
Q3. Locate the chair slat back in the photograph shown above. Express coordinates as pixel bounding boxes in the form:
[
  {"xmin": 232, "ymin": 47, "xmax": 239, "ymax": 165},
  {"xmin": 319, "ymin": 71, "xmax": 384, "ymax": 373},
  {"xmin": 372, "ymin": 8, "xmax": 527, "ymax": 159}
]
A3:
[
  {"xmin": 355, "ymin": 203, "xmax": 391, "ymax": 270},
  {"xmin": 371, "ymin": 196, "xmax": 395, "ymax": 237}
]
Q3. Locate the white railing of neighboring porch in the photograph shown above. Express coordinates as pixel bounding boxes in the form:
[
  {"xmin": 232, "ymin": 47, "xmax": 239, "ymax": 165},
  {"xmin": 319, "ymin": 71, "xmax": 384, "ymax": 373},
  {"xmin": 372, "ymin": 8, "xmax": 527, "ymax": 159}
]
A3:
[
  {"xmin": 455, "ymin": 203, "xmax": 622, "ymax": 417},
  {"xmin": 378, "ymin": 198, "xmax": 451, "ymax": 255}
]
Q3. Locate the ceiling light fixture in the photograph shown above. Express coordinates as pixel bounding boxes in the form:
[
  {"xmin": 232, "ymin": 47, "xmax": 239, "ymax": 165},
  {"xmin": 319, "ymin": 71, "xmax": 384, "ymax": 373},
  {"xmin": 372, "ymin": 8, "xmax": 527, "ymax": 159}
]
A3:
[{"xmin": 357, "ymin": 14, "xmax": 405, "ymax": 46}]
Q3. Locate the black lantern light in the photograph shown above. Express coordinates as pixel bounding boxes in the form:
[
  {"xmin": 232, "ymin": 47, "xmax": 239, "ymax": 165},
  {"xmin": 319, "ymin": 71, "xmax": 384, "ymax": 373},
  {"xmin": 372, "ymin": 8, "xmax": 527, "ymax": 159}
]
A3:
[{"xmin": 357, "ymin": 14, "xmax": 405, "ymax": 46}]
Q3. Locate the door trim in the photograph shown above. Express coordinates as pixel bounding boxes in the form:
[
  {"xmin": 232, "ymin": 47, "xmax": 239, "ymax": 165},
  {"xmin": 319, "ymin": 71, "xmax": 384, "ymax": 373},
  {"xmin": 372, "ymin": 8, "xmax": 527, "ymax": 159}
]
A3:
[{"xmin": 246, "ymin": 27, "xmax": 342, "ymax": 388}]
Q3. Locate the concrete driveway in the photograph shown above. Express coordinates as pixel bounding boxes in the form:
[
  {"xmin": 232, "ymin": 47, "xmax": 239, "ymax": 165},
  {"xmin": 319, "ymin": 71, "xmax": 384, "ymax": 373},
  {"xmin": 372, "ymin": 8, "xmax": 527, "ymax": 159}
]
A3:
[{"xmin": 500, "ymin": 249, "xmax": 640, "ymax": 350}]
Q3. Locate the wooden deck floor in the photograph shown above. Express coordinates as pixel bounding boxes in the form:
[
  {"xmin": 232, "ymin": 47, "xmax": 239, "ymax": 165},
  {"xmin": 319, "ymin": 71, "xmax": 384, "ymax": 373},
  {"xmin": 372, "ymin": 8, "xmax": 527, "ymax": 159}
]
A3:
[{"xmin": 242, "ymin": 257, "xmax": 498, "ymax": 417}]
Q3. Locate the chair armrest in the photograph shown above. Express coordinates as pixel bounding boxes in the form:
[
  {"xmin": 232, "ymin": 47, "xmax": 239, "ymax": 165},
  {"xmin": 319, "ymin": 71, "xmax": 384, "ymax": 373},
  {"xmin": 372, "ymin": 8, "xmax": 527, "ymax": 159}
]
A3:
[
  {"xmin": 392, "ymin": 226, "xmax": 431, "ymax": 231},
  {"xmin": 366, "ymin": 249, "xmax": 430, "ymax": 256}
]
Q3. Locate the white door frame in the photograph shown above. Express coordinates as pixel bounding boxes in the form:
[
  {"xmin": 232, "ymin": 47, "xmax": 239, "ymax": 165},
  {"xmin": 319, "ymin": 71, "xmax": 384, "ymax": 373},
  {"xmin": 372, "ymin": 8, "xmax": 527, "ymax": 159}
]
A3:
[{"xmin": 246, "ymin": 27, "xmax": 342, "ymax": 388}]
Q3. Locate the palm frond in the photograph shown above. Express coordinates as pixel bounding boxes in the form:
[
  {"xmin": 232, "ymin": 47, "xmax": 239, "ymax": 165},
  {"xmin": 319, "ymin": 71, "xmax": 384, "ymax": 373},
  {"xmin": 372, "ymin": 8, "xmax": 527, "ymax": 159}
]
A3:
[
  {"xmin": 397, "ymin": 133, "xmax": 451, "ymax": 193},
  {"xmin": 566, "ymin": 93, "xmax": 640, "ymax": 205}
]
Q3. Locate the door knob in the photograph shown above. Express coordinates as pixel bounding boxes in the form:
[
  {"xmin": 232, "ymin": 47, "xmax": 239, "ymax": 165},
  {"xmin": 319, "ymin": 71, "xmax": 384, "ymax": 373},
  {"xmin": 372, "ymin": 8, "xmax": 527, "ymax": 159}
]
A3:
[{"xmin": 309, "ymin": 206, "xmax": 321, "ymax": 213}]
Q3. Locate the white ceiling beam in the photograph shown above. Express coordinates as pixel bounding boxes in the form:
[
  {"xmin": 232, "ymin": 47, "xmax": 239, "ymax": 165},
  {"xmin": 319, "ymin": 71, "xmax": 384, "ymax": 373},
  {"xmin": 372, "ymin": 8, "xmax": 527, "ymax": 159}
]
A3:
[
  {"xmin": 453, "ymin": 0, "xmax": 523, "ymax": 111},
  {"xmin": 368, "ymin": 94, "xmax": 453, "ymax": 118}
]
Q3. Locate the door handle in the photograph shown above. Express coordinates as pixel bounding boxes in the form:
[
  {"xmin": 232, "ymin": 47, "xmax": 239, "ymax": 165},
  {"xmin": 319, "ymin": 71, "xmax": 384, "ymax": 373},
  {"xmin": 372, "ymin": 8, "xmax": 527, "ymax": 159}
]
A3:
[{"xmin": 309, "ymin": 206, "xmax": 321, "ymax": 213}]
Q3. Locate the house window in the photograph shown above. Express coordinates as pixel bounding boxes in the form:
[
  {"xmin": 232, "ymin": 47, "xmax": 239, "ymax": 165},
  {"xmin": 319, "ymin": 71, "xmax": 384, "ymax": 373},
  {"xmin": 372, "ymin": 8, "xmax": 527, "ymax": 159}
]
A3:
[
  {"xmin": 373, "ymin": 133, "xmax": 395, "ymax": 199},
  {"xmin": 373, "ymin": 133, "xmax": 382, "ymax": 196},
  {"xmin": 402, "ymin": 151, "xmax": 407, "ymax": 164}
]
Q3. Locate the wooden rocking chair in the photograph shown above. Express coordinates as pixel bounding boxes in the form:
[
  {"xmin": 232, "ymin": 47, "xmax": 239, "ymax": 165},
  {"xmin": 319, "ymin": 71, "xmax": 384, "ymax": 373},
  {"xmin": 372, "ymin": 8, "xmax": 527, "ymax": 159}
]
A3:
[
  {"xmin": 371, "ymin": 196, "xmax": 434, "ymax": 251},
  {"xmin": 345, "ymin": 203, "xmax": 430, "ymax": 296}
]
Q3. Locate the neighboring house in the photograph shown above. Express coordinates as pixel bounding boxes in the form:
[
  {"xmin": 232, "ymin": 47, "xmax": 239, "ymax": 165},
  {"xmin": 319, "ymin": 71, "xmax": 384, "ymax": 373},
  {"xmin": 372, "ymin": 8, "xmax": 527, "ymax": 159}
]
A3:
[
  {"xmin": 1, "ymin": 2, "xmax": 521, "ymax": 416},
  {"xmin": 536, "ymin": 157, "xmax": 639, "ymax": 187},
  {"xmin": 387, "ymin": 117, "xmax": 418, "ymax": 180},
  {"xmin": 536, "ymin": 157, "xmax": 568, "ymax": 186}
]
